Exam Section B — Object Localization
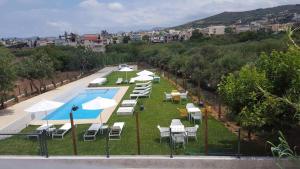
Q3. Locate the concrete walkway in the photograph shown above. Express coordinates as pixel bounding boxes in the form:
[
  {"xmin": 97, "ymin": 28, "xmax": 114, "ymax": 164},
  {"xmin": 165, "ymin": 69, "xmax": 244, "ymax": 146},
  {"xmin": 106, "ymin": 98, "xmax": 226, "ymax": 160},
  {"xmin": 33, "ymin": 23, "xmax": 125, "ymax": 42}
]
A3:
[
  {"xmin": 0, "ymin": 156, "xmax": 297, "ymax": 169},
  {"xmin": 0, "ymin": 67, "xmax": 117, "ymax": 133}
]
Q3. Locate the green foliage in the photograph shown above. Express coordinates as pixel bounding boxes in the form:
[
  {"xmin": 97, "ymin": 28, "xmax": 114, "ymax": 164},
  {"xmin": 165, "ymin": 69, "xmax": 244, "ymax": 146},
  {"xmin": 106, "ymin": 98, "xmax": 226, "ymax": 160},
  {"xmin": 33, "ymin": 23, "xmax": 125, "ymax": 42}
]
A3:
[
  {"xmin": 218, "ymin": 65, "xmax": 270, "ymax": 115},
  {"xmin": 219, "ymin": 47, "xmax": 300, "ymax": 133},
  {"xmin": 190, "ymin": 30, "xmax": 204, "ymax": 41},
  {"xmin": 142, "ymin": 35, "xmax": 150, "ymax": 41},
  {"xmin": 17, "ymin": 50, "xmax": 54, "ymax": 81},
  {"xmin": 104, "ymin": 32, "xmax": 288, "ymax": 91},
  {"xmin": 173, "ymin": 4, "xmax": 300, "ymax": 29},
  {"xmin": 123, "ymin": 36, "xmax": 130, "ymax": 43},
  {"xmin": 0, "ymin": 47, "xmax": 16, "ymax": 105},
  {"xmin": 267, "ymin": 131, "xmax": 299, "ymax": 169}
]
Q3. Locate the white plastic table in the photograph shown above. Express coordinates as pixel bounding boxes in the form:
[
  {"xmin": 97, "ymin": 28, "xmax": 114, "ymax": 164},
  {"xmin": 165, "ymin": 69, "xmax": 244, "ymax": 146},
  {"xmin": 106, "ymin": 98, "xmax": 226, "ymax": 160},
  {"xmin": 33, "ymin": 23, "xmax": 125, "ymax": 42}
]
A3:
[{"xmin": 187, "ymin": 107, "xmax": 201, "ymax": 121}]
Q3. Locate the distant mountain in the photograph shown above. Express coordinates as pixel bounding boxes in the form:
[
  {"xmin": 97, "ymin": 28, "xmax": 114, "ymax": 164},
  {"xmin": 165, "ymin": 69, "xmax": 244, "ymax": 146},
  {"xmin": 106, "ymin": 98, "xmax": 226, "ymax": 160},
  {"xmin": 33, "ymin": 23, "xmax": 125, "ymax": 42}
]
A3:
[{"xmin": 171, "ymin": 4, "xmax": 300, "ymax": 29}]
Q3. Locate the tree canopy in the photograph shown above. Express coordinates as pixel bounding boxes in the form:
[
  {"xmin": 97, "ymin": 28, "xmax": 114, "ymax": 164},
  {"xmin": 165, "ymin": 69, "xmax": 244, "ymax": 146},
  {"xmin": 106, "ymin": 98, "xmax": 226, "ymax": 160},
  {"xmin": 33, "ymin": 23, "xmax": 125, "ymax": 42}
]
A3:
[{"xmin": 0, "ymin": 47, "xmax": 16, "ymax": 107}]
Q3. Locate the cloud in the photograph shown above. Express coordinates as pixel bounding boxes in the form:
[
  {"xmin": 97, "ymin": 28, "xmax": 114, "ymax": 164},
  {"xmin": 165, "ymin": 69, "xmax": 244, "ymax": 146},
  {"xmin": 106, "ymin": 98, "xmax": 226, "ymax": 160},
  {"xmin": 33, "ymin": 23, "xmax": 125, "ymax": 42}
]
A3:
[
  {"xmin": 78, "ymin": 0, "xmax": 103, "ymax": 9},
  {"xmin": 0, "ymin": 0, "xmax": 299, "ymax": 37},
  {"xmin": 47, "ymin": 21, "xmax": 72, "ymax": 32},
  {"xmin": 108, "ymin": 2, "xmax": 123, "ymax": 11}
]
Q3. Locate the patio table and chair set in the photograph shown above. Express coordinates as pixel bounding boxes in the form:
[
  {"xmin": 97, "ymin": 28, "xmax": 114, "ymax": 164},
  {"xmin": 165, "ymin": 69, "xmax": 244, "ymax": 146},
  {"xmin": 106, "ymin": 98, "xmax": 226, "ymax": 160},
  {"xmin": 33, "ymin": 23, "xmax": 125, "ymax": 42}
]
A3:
[
  {"xmin": 164, "ymin": 90, "xmax": 188, "ymax": 103},
  {"xmin": 157, "ymin": 118, "xmax": 199, "ymax": 149},
  {"xmin": 158, "ymin": 91, "xmax": 202, "ymax": 149}
]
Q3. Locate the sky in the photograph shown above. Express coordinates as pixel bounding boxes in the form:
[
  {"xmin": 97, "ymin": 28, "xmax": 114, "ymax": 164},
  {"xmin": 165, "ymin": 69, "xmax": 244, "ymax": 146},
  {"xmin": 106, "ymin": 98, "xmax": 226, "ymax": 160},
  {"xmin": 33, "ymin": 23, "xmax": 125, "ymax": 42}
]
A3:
[{"xmin": 0, "ymin": 0, "xmax": 299, "ymax": 37}]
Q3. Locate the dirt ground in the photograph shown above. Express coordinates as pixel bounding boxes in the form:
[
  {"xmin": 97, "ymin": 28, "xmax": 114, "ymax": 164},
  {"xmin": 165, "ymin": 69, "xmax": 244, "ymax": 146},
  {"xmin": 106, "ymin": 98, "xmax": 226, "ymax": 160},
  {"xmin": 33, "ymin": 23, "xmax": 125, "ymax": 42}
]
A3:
[{"xmin": 3, "ymin": 70, "xmax": 97, "ymax": 108}]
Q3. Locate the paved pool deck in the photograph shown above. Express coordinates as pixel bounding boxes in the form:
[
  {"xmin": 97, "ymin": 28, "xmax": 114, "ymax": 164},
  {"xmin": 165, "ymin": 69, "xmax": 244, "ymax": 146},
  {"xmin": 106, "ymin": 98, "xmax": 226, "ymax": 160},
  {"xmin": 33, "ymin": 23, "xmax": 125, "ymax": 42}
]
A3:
[{"xmin": 0, "ymin": 66, "xmax": 124, "ymax": 133}]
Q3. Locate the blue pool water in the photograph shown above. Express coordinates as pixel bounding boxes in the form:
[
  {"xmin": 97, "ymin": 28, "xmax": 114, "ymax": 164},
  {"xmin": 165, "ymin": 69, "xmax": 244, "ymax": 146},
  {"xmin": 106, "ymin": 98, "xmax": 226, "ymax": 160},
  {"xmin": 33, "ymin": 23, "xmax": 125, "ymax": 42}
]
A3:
[{"xmin": 44, "ymin": 88, "xmax": 119, "ymax": 120}]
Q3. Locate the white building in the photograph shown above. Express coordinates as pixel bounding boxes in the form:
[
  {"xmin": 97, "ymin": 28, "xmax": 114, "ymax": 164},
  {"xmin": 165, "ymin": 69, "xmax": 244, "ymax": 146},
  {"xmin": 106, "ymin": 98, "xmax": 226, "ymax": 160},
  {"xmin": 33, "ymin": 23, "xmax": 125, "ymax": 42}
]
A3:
[
  {"xmin": 234, "ymin": 25, "xmax": 251, "ymax": 33},
  {"xmin": 210, "ymin": 25, "xmax": 225, "ymax": 35}
]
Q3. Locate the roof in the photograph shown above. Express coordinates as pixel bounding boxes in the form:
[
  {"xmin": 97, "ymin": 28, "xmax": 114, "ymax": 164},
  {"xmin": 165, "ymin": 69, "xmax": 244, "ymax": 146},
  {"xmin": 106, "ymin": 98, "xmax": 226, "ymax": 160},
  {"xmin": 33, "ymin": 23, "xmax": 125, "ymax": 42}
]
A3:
[{"xmin": 83, "ymin": 34, "xmax": 101, "ymax": 42}]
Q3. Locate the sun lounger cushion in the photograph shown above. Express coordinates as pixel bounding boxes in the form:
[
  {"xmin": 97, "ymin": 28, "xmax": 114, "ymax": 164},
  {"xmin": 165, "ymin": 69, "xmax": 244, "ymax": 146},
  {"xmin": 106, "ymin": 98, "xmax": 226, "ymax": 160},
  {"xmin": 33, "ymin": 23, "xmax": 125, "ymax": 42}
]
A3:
[
  {"xmin": 60, "ymin": 123, "xmax": 72, "ymax": 130},
  {"xmin": 88, "ymin": 123, "xmax": 102, "ymax": 131},
  {"xmin": 121, "ymin": 100, "xmax": 137, "ymax": 107},
  {"xmin": 117, "ymin": 107, "xmax": 134, "ymax": 115}
]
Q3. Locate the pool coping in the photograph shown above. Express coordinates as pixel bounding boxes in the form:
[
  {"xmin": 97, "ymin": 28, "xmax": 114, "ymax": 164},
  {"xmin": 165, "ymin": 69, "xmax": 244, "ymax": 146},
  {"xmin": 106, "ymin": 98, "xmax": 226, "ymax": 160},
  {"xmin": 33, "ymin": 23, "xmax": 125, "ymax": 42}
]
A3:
[{"xmin": 29, "ymin": 86, "xmax": 129, "ymax": 125}]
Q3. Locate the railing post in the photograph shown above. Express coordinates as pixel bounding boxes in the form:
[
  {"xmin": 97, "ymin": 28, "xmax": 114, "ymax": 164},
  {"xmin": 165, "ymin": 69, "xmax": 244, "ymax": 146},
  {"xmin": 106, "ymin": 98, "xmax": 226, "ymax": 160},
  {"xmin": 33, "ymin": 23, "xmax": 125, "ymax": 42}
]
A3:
[
  {"xmin": 69, "ymin": 111, "xmax": 78, "ymax": 155},
  {"xmin": 169, "ymin": 128, "xmax": 173, "ymax": 158},
  {"xmin": 204, "ymin": 109, "xmax": 208, "ymax": 155},
  {"xmin": 38, "ymin": 132, "xmax": 44, "ymax": 156},
  {"xmin": 135, "ymin": 110, "xmax": 141, "ymax": 155},
  {"xmin": 237, "ymin": 128, "xmax": 241, "ymax": 158},
  {"xmin": 106, "ymin": 127, "xmax": 110, "ymax": 158},
  {"xmin": 42, "ymin": 130, "xmax": 49, "ymax": 158}
]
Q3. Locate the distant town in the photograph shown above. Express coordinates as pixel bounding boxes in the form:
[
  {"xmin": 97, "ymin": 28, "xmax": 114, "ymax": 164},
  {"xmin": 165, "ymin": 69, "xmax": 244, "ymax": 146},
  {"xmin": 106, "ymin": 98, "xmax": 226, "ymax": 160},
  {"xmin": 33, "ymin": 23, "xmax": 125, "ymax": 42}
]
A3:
[{"xmin": 1, "ymin": 13, "xmax": 300, "ymax": 52}]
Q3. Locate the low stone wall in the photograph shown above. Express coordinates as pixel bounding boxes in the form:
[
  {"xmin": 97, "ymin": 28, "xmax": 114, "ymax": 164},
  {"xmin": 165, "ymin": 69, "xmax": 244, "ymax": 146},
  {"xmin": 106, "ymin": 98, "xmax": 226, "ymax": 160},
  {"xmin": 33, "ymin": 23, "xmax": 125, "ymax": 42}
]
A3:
[{"xmin": 0, "ymin": 156, "xmax": 298, "ymax": 169}]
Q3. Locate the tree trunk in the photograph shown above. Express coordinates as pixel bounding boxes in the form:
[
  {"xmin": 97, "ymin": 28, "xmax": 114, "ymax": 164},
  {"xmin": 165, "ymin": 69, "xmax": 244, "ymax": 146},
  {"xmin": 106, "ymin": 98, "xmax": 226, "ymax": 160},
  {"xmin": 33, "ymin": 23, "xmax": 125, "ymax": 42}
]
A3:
[
  {"xmin": 197, "ymin": 79, "xmax": 201, "ymax": 102},
  {"xmin": 52, "ymin": 80, "xmax": 57, "ymax": 88},
  {"xmin": 183, "ymin": 73, "xmax": 187, "ymax": 90},
  {"xmin": 29, "ymin": 82, "xmax": 33, "ymax": 94},
  {"xmin": 175, "ymin": 71, "xmax": 178, "ymax": 87},
  {"xmin": 0, "ymin": 96, "xmax": 5, "ymax": 109},
  {"xmin": 39, "ymin": 80, "xmax": 44, "ymax": 93},
  {"xmin": 18, "ymin": 85, "xmax": 21, "ymax": 96},
  {"xmin": 248, "ymin": 129, "xmax": 252, "ymax": 141},
  {"xmin": 30, "ymin": 80, "xmax": 40, "ymax": 94}
]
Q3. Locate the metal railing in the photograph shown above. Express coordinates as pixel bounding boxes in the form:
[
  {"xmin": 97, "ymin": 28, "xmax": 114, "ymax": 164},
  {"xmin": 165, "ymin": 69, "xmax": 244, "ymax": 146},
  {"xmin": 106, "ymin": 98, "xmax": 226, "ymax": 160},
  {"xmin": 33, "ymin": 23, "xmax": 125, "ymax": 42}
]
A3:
[{"xmin": 0, "ymin": 130, "xmax": 48, "ymax": 157}]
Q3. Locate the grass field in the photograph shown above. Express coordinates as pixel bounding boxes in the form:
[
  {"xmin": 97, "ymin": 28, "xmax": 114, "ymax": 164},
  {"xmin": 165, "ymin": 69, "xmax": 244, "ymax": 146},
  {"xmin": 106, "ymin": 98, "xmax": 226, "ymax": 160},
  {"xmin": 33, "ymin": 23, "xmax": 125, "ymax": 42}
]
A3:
[{"xmin": 0, "ymin": 71, "xmax": 244, "ymax": 156}]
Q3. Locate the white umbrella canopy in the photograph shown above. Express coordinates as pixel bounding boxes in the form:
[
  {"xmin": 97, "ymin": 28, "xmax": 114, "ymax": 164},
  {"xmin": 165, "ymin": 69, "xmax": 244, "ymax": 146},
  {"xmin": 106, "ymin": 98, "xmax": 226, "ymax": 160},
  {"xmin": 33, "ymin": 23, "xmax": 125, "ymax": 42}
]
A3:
[
  {"xmin": 133, "ymin": 75, "xmax": 154, "ymax": 81},
  {"xmin": 25, "ymin": 100, "xmax": 64, "ymax": 113},
  {"xmin": 82, "ymin": 97, "xmax": 117, "ymax": 110},
  {"xmin": 137, "ymin": 70, "xmax": 154, "ymax": 76},
  {"xmin": 25, "ymin": 100, "xmax": 64, "ymax": 127},
  {"xmin": 82, "ymin": 97, "xmax": 117, "ymax": 124},
  {"xmin": 119, "ymin": 67, "xmax": 133, "ymax": 81}
]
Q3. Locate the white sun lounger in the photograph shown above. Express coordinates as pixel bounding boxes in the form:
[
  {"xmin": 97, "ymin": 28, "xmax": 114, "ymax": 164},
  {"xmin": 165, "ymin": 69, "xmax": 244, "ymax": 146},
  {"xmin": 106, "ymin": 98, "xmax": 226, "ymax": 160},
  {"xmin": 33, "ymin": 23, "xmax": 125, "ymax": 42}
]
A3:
[
  {"xmin": 135, "ymin": 81, "xmax": 151, "ymax": 87},
  {"xmin": 129, "ymin": 78, "xmax": 135, "ymax": 84},
  {"xmin": 116, "ymin": 78, "xmax": 123, "ymax": 85},
  {"xmin": 130, "ymin": 90, "xmax": 151, "ymax": 98},
  {"xmin": 132, "ymin": 87, "xmax": 151, "ymax": 94},
  {"xmin": 121, "ymin": 99, "xmax": 137, "ymax": 107},
  {"xmin": 28, "ymin": 124, "xmax": 55, "ymax": 139},
  {"xmin": 134, "ymin": 84, "xmax": 152, "ymax": 90},
  {"xmin": 109, "ymin": 122, "xmax": 125, "ymax": 140},
  {"xmin": 89, "ymin": 78, "xmax": 107, "ymax": 87},
  {"xmin": 52, "ymin": 123, "xmax": 72, "ymax": 139},
  {"xmin": 83, "ymin": 123, "xmax": 102, "ymax": 141},
  {"xmin": 116, "ymin": 107, "xmax": 134, "ymax": 115}
]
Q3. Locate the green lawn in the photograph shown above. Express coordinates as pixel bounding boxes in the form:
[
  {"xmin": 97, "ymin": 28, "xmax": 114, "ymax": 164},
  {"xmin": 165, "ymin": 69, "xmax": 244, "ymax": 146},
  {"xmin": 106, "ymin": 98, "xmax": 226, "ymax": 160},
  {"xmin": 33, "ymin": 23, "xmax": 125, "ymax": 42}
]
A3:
[{"xmin": 0, "ymin": 71, "xmax": 242, "ymax": 156}]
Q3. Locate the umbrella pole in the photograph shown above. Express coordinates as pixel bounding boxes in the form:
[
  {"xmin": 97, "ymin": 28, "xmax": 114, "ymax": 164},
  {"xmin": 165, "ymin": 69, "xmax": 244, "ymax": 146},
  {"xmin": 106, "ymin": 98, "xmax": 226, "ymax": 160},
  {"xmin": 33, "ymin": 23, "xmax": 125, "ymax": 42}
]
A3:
[
  {"xmin": 45, "ymin": 111, "xmax": 49, "ymax": 128},
  {"xmin": 100, "ymin": 111, "xmax": 103, "ymax": 124}
]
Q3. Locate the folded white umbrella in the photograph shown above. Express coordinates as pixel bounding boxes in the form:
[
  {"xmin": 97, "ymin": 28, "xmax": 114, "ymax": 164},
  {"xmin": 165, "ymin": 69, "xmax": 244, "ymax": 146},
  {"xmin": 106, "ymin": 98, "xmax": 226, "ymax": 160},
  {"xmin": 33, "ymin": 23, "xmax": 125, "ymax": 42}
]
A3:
[
  {"xmin": 119, "ymin": 67, "xmax": 133, "ymax": 81},
  {"xmin": 133, "ymin": 75, "xmax": 154, "ymax": 81},
  {"xmin": 25, "ymin": 100, "xmax": 64, "ymax": 127},
  {"xmin": 137, "ymin": 70, "xmax": 154, "ymax": 76}
]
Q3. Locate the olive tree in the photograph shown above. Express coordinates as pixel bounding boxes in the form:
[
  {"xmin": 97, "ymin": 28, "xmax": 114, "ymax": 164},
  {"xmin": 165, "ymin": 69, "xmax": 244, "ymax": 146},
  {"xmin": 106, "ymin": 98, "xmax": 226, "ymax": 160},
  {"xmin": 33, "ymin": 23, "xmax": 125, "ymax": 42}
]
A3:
[{"xmin": 0, "ymin": 47, "xmax": 16, "ymax": 108}]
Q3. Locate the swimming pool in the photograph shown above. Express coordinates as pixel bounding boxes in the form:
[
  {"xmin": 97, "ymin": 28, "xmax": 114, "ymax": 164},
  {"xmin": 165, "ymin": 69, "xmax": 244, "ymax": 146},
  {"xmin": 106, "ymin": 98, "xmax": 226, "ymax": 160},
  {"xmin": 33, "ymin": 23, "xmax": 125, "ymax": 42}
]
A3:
[{"xmin": 44, "ymin": 88, "xmax": 119, "ymax": 120}]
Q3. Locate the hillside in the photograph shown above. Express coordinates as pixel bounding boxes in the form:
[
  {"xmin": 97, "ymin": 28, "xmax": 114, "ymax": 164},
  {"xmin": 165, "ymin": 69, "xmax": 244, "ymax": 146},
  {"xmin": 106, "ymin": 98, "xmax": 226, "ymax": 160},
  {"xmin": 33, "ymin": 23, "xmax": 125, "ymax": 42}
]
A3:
[{"xmin": 172, "ymin": 4, "xmax": 300, "ymax": 29}]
